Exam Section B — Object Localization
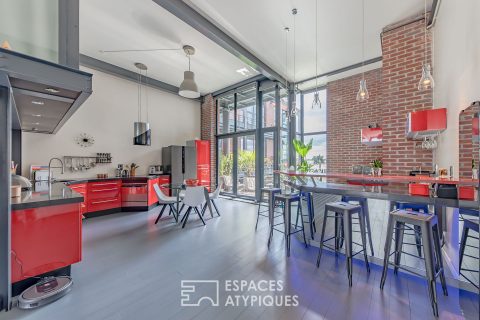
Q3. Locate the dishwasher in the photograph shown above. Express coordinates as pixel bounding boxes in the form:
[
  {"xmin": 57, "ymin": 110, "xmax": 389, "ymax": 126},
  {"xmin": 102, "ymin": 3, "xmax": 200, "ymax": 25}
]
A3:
[{"xmin": 121, "ymin": 180, "xmax": 148, "ymax": 208}]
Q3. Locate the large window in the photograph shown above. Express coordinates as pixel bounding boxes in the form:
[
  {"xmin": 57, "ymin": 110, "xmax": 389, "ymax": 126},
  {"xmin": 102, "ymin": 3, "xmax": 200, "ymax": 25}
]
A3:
[
  {"xmin": 217, "ymin": 94, "xmax": 235, "ymax": 134},
  {"xmin": 262, "ymin": 89, "xmax": 276, "ymax": 128},
  {"xmin": 236, "ymin": 85, "xmax": 257, "ymax": 131},
  {"xmin": 302, "ymin": 89, "xmax": 327, "ymax": 172}
]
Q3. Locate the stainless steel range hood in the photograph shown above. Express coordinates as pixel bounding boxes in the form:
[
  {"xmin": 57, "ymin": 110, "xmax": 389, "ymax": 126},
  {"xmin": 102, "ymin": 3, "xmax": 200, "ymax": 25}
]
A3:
[{"xmin": 0, "ymin": 48, "xmax": 92, "ymax": 134}]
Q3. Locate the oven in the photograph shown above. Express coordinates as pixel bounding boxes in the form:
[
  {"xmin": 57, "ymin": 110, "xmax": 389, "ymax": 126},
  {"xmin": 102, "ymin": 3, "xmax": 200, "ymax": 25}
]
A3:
[{"xmin": 121, "ymin": 182, "xmax": 148, "ymax": 207}]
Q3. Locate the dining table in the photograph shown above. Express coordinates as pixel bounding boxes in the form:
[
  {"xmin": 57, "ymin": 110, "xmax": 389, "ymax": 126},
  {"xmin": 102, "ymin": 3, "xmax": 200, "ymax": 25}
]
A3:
[{"xmin": 161, "ymin": 183, "xmax": 214, "ymax": 219}]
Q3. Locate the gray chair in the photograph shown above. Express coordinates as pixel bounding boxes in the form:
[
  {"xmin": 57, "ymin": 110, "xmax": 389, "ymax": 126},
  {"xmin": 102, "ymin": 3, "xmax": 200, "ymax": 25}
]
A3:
[
  {"xmin": 380, "ymin": 209, "xmax": 447, "ymax": 317},
  {"xmin": 256, "ymin": 187, "xmax": 282, "ymax": 231},
  {"xmin": 153, "ymin": 184, "xmax": 178, "ymax": 224}
]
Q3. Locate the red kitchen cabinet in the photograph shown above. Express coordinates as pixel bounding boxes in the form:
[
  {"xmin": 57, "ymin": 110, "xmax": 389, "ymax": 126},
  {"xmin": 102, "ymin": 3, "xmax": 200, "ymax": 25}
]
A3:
[
  {"xmin": 69, "ymin": 183, "xmax": 88, "ymax": 216},
  {"xmin": 406, "ymin": 108, "xmax": 447, "ymax": 139},
  {"xmin": 87, "ymin": 180, "xmax": 121, "ymax": 213},
  {"xmin": 11, "ymin": 203, "xmax": 82, "ymax": 283},
  {"xmin": 191, "ymin": 140, "xmax": 211, "ymax": 191}
]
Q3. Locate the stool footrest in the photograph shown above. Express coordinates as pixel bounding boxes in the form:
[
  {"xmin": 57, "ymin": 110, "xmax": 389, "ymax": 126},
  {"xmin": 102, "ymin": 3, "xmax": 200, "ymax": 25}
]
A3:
[
  {"xmin": 460, "ymin": 268, "xmax": 479, "ymax": 273},
  {"xmin": 462, "ymin": 253, "xmax": 479, "ymax": 260}
]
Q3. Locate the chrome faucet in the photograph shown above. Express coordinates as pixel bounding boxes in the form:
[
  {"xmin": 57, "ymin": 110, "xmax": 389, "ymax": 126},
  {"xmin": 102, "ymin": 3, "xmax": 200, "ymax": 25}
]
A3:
[{"xmin": 48, "ymin": 157, "xmax": 64, "ymax": 182}]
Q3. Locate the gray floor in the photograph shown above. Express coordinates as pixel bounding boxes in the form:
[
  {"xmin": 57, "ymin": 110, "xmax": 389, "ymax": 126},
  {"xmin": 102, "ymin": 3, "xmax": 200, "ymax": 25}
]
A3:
[{"xmin": 1, "ymin": 199, "xmax": 478, "ymax": 320}]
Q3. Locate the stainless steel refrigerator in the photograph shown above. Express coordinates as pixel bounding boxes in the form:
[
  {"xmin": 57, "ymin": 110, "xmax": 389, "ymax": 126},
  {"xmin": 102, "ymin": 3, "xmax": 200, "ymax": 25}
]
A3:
[{"xmin": 162, "ymin": 145, "xmax": 197, "ymax": 185}]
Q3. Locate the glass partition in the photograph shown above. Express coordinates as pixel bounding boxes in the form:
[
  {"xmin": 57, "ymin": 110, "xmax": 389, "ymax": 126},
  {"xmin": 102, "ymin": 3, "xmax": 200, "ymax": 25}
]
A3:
[
  {"xmin": 237, "ymin": 135, "xmax": 256, "ymax": 197},
  {"xmin": 0, "ymin": 0, "xmax": 59, "ymax": 63},
  {"xmin": 236, "ymin": 84, "xmax": 257, "ymax": 131},
  {"xmin": 218, "ymin": 138, "xmax": 234, "ymax": 193}
]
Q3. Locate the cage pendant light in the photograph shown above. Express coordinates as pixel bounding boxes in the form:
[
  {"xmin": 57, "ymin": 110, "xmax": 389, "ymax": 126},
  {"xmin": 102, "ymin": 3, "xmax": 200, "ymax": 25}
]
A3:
[
  {"xmin": 133, "ymin": 62, "xmax": 151, "ymax": 146},
  {"xmin": 418, "ymin": 0, "xmax": 434, "ymax": 91},
  {"xmin": 290, "ymin": 8, "xmax": 299, "ymax": 120},
  {"xmin": 312, "ymin": 0, "xmax": 321, "ymax": 109},
  {"xmin": 356, "ymin": 0, "xmax": 369, "ymax": 102}
]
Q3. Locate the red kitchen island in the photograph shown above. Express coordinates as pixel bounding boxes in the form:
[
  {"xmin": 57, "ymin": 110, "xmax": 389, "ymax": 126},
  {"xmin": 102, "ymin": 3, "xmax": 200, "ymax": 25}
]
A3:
[{"xmin": 11, "ymin": 183, "xmax": 84, "ymax": 297}]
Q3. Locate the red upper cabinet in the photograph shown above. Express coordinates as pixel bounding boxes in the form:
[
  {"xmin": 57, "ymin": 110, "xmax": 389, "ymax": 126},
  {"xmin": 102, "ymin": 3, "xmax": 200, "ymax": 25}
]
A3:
[
  {"xmin": 406, "ymin": 108, "xmax": 447, "ymax": 140},
  {"xmin": 188, "ymin": 140, "xmax": 211, "ymax": 191},
  {"xmin": 361, "ymin": 128, "xmax": 383, "ymax": 147}
]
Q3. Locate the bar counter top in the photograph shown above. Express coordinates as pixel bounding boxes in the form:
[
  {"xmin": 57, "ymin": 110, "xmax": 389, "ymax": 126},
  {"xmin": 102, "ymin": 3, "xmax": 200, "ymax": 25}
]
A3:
[
  {"xmin": 275, "ymin": 170, "xmax": 479, "ymax": 186},
  {"xmin": 286, "ymin": 180, "xmax": 479, "ymax": 210}
]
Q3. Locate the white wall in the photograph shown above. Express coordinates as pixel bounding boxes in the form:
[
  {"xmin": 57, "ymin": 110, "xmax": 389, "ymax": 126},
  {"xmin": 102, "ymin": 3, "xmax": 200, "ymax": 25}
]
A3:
[
  {"xmin": 21, "ymin": 67, "xmax": 201, "ymax": 178},
  {"xmin": 434, "ymin": 0, "xmax": 480, "ymax": 172}
]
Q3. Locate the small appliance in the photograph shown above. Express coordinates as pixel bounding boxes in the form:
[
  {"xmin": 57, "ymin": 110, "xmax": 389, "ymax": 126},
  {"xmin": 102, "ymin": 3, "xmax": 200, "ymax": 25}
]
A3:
[
  {"xmin": 18, "ymin": 276, "xmax": 73, "ymax": 309},
  {"xmin": 148, "ymin": 165, "xmax": 163, "ymax": 175}
]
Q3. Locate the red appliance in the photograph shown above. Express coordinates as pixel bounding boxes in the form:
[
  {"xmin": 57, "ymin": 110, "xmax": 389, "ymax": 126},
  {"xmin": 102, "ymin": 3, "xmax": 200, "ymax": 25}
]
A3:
[
  {"xmin": 458, "ymin": 186, "xmax": 475, "ymax": 200},
  {"xmin": 361, "ymin": 127, "xmax": 383, "ymax": 146},
  {"xmin": 406, "ymin": 108, "xmax": 447, "ymax": 140},
  {"xmin": 409, "ymin": 183, "xmax": 430, "ymax": 196},
  {"xmin": 187, "ymin": 140, "xmax": 211, "ymax": 191}
]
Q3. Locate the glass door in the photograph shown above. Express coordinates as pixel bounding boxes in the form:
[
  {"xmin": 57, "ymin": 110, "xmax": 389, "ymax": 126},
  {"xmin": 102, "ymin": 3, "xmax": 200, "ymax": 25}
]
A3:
[
  {"xmin": 236, "ymin": 134, "xmax": 256, "ymax": 197},
  {"xmin": 218, "ymin": 137, "xmax": 234, "ymax": 194},
  {"xmin": 262, "ymin": 131, "xmax": 276, "ymax": 189}
]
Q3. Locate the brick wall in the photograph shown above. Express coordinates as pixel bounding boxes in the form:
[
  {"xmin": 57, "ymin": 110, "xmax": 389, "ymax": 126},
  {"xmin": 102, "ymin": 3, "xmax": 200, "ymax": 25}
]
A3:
[
  {"xmin": 459, "ymin": 103, "xmax": 480, "ymax": 179},
  {"xmin": 327, "ymin": 68, "xmax": 383, "ymax": 173},
  {"xmin": 201, "ymin": 94, "xmax": 217, "ymax": 190},
  {"xmin": 380, "ymin": 17, "xmax": 433, "ymax": 175},
  {"xmin": 327, "ymin": 16, "xmax": 434, "ymax": 176}
]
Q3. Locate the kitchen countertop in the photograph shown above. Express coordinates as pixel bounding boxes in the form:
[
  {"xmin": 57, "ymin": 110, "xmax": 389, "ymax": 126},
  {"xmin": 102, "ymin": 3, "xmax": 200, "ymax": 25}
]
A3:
[
  {"xmin": 59, "ymin": 175, "xmax": 170, "ymax": 185},
  {"xmin": 11, "ymin": 182, "xmax": 84, "ymax": 211}
]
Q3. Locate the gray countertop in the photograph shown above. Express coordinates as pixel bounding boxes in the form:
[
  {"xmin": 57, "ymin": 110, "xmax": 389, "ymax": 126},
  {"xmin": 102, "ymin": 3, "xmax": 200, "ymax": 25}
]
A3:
[
  {"xmin": 290, "ymin": 181, "xmax": 479, "ymax": 210},
  {"xmin": 11, "ymin": 182, "xmax": 84, "ymax": 211}
]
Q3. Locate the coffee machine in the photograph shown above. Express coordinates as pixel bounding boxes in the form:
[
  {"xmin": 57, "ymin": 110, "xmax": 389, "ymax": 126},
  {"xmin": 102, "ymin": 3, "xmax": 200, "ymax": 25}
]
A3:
[{"xmin": 148, "ymin": 165, "xmax": 163, "ymax": 175}]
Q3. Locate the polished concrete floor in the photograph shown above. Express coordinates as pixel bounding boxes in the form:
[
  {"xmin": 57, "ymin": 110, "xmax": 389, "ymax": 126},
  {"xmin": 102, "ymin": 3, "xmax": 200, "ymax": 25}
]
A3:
[{"xmin": 1, "ymin": 198, "xmax": 478, "ymax": 320}]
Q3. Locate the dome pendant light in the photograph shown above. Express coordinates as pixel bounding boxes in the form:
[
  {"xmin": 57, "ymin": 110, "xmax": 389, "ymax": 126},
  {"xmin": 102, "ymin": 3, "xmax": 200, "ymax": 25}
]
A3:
[
  {"xmin": 356, "ymin": 0, "xmax": 369, "ymax": 102},
  {"xmin": 289, "ymin": 8, "xmax": 299, "ymax": 121},
  {"xmin": 418, "ymin": 0, "xmax": 434, "ymax": 91},
  {"xmin": 312, "ymin": 0, "xmax": 321, "ymax": 109},
  {"xmin": 179, "ymin": 45, "xmax": 200, "ymax": 99},
  {"xmin": 133, "ymin": 62, "xmax": 151, "ymax": 146}
]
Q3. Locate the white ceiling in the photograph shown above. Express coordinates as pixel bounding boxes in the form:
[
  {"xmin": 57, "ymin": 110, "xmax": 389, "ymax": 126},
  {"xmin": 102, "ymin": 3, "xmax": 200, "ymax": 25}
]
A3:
[
  {"xmin": 80, "ymin": 0, "xmax": 432, "ymax": 95},
  {"xmin": 186, "ymin": 0, "xmax": 432, "ymax": 90},
  {"xmin": 79, "ymin": 0, "xmax": 259, "ymax": 95}
]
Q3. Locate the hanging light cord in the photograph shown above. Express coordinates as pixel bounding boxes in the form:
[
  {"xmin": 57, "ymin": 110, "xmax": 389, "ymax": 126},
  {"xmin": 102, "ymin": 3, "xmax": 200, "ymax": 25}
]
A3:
[
  {"xmin": 285, "ymin": 28, "xmax": 289, "ymax": 88},
  {"xmin": 293, "ymin": 10, "xmax": 296, "ymax": 92},
  {"xmin": 315, "ymin": 0, "xmax": 318, "ymax": 92},
  {"xmin": 138, "ymin": 72, "xmax": 141, "ymax": 122},
  {"xmin": 145, "ymin": 69, "xmax": 149, "ymax": 123},
  {"xmin": 424, "ymin": 0, "xmax": 427, "ymax": 65},
  {"xmin": 361, "ymin": 0, "xmax": 365, "ymax": 80}
]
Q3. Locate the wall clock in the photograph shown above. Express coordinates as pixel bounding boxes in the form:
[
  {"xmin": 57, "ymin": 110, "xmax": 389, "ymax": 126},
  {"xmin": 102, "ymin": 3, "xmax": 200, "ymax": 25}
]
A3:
[{"xmin": 76, "ymin": 133, "xmax": 95, "ymax": 147}]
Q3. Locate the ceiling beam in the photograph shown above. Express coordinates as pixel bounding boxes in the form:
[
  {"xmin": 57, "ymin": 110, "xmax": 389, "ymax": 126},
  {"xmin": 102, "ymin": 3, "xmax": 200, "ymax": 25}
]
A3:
[
  {"xmin": 80, "ymin": 54, "xmax": 200, "ymax": 101},
  {"xmin": 152, "ymin": 0, "xmax": 287, "ymax": 85},
  {"xmin": 296, "ymin": 56, "xmax": 382, "ymax": 85}
]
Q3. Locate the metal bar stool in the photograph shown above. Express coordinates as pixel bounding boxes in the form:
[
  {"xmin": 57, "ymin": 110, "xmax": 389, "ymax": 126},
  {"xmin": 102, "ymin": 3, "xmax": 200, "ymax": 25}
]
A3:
[
  {"xmin": 316, "ymin": 201, "xmax": 370, "ymax": 286},
  {"xmin": 380, "ymin": 209, "xmax": 448, "ymax": 317},
  {"xmin": 390, "ymin": 201, "xmax": 430, "ymax": 257},
  {"xmin": 268, "ymin": 193, "xmax": 308, "ymax": 257},
  {"xmin": 256, "ymin": 188, "xmax": 282, "ymax": 230},
  {"xmin": 295, "ymin": 192, "xmax": 317, "ymax": 239},
  {"xmin": 459, "ymin": 208, "xmax": 479, "ymax": 289},
  {"xmin": 340, "ymin": 195, "xmax": 375, "ymax": 256}
]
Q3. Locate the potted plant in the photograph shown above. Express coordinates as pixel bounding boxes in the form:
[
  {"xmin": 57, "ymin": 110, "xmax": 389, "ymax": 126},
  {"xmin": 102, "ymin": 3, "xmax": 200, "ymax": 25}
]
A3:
[
  {"xmin": 219, "ymin": 153, "xmax": 233, "ymax": 192},
  {"xmin": 128, "ymin": 163, "xmax": 139, "ymax": 177},
  {"xmin": 293, "ymin": 139, "xmax": 313, "ymax": 173},
  {"xmin": 371, "ymin": 159, "xmax": 383, "ymax": 176},
  {"xmin": 238, "ymin": 150, "xmax": 256, "ymax": 192}
]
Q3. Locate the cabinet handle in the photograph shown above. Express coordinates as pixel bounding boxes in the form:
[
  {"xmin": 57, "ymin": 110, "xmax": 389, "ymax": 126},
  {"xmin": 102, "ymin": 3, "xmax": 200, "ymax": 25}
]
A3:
[
  {"xmin": 91, "ymin": 182, "xmax": 119, "ymax": 187},
  {"xmin": 91, "ymin": 188, "xmax": 119, "ymax": 192},
  {"xmin": 91, "ymin": 198, "xmax": 118, "ymax": 204}
]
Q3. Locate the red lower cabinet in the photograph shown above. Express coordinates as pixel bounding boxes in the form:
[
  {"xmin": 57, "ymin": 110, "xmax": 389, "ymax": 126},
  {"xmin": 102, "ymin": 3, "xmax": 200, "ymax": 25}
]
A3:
[
  {"xmin": 69, "ymin": 183, "xmax": 88, "ymax": 216},
  {"xmin": 11, "ymin": 203, "xmax": 82, "ymax": 283},
  {"xmin": 87, "ymin": 180, "xmax": 121, "ymax": 213}
]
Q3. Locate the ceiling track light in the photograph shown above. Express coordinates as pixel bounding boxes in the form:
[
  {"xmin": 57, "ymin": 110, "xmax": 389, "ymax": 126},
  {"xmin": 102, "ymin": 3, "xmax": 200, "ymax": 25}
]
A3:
[
  {"xmin": 356, "ymin": 0, "xmax": 369, "ymax": 102},
  {"xmin": 418, "ymin": 0, "xmax": 434, "ymax": 91},
  {"xmin": 179, "ymin": 45, "xmax": 200, "ymax": 99}
]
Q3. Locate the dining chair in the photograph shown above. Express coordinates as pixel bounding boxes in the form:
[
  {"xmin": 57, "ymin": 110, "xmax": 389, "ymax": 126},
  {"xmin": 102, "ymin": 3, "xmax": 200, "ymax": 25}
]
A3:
[
  {"xmin": 153, "ymin": 184, "xmax": 178, "ymax": 224},
  {"xmin": 202, "ymin": 185, "xmax": 221, "ymax": 218},
  {"xmin": 180, "ymin": 186, "xmax": 207, "ymax": 228}
]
